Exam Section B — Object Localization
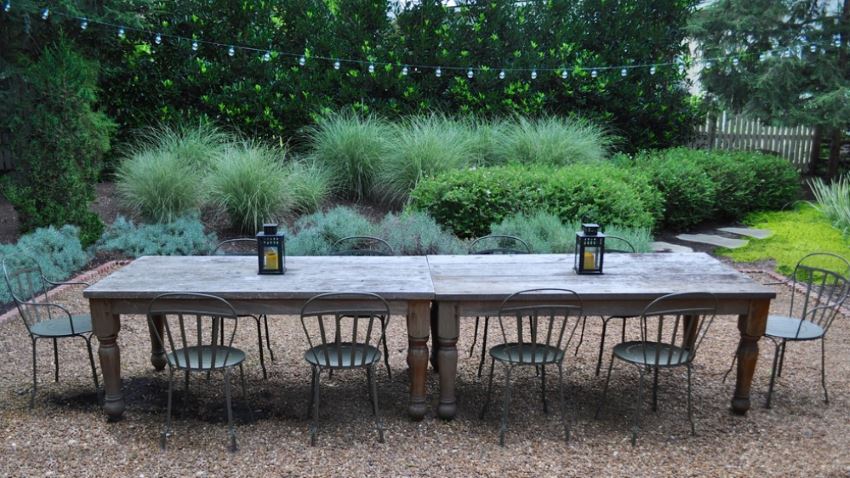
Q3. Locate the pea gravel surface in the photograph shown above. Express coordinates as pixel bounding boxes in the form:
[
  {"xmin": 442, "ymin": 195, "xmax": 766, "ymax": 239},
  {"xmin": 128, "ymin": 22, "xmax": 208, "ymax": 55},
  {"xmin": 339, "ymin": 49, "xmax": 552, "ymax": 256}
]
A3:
[{"xmin": 1, "ymin": 267, "xmax": 849, "ymax": 477}]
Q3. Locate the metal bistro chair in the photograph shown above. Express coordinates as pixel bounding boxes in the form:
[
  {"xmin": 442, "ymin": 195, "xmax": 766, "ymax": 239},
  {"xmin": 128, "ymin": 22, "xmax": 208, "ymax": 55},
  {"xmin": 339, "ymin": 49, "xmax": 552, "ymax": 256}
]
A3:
[
  {"xmin": 147, "ymin": 293, "xmax": 248, "ymax": 452},
  {"xmin": 211, "ymin": 238, "xmax": 275, "ymax": 379},
  {"xmin": 479, "ymin": 288, "xmax": 583, "ymax": 446},
  {"xmin": 723, "ymin": 252, "xmax": 850, "ymax": 408},
  {"xmin": 573, "ymin": 235, "xmax": 637, "ymax": 376},
  {"xmin": 330, "ymin": 236, "xmax": 394, "ymax": 379},
  {"xmin": 300, "ymin": 292, "xmax": 390, "ymax": 445},
  {"xmin": 1, "ymin": 258, "xmax": 100, "ymax": 408},
  {"xmin": 595, "ymin": 292, "xmax": 718, "ymax": 446},
  {"xmin": 467, "ymin": 235, "xmax": 532, "ymax": 378}
]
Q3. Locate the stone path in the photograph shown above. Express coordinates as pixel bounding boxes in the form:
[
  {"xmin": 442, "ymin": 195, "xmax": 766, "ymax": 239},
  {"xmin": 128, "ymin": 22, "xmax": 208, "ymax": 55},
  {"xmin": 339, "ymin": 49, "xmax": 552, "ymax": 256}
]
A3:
[
  {"xmin": 716, "ymin": 227, "xmax": 773, "ymax": 239},
  {"xmin": 676, "ymin": 233, "xmax": 749, "ymax": 249}
]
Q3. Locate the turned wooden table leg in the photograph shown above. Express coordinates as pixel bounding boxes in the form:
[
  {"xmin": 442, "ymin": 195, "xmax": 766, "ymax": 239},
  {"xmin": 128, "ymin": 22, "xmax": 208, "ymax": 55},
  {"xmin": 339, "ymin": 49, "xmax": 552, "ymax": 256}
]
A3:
[
  {"xmin": 732, "ymin": 299, "xmax": 770, "ymax": 415},
  {"xmin": 148, "ymin": 313, "xmax": 167, "ymax": 371},
  {"xmin": 436, "ymin": 301, "xmax": 459, "ymax": 420},
  {"xmin": 90, "ymin": 299, "xmax": 125, "ymax": 421},
  {"xmin": 407, "ymin": 300, "xmax": 430, "ymax": 421}
]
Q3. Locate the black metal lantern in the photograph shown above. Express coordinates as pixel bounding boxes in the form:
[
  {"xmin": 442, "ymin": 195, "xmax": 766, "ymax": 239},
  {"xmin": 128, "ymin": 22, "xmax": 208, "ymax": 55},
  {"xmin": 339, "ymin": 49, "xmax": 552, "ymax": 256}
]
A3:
[
  {"xmin": 257, "ymin": 223, "xmax": 286, "ymax": 275},
  {"xmin": 574, "ymin": 223, "xmax": 605, "ymax": 274}
]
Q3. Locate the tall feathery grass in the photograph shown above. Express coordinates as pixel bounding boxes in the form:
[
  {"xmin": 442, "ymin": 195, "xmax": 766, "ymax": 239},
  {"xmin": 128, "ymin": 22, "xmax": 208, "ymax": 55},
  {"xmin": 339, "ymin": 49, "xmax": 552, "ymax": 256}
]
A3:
[
  {"xmin": 206, "ymin": 142, "xmax": 292, "ymax": 233},
  {"xmin": 304, "ymin": 112, "xmax": 391, "ymax": 201},
  {"xmin": 810, "ymin": 175, "xmax": 850, "ymax": 235},
  {"xmin": 377, "ymin": 114, "xmax": 477, "ymax": 205},
  {"xmin": 493, "ymin": 116, "xmax": 616, "ymax": 166},
  {"xmin": 284, "ymin": 158, "xmax": 335, "ymax": 214}
]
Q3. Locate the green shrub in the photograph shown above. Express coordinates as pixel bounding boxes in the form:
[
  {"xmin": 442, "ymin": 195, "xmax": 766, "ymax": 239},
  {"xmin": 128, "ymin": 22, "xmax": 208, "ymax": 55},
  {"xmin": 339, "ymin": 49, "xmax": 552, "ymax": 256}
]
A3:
[
  {"xmin": 206, "ymin": 142, "xmax": 292, "ymax": 233},
  {"xmin": 489, "ymin": 211, "xmax": 654, "ymax": 253},
  {"xmin": 0, "ymin": 226, "xmax": 89, "ymax": 304},
  {"xmin": 493, "ymin": 116, "xmax": 615, "ymax": 166},
  {"xmin": 697, "ymin": 151, "xmax": 757, "ymax": 221},
  {"xmin": 811, "ymin": 175, "xmax": 850, "ymax": 235},
  {"xmin": 409, "ymin": 164, "xmax": 662, "ymax": 238},
  {"xmin": 1, "ymin": 41, "xmax": 113, "ymax": 247},
  {"xmin": 284, "ymin": 159, "xmax": 335, "ymax": 214},
  {"xmin": 375, "ymin": 212, "xmax": 466, "ymax": 255},
  {"xmin": 632, "ymin": 150, "xmax": 717, "ymax": 230},
  {"xmin": 96, "ymin": 215, "xmax": 217, "ymax": 258},
  {"xmin": 377, "ymin": 114, "xmax": 477, "ymax": 205},
  {"xmin": 734, "ymin": 151, "xmax": 800, "ymax": 211},
  {"xmin": 287, "ymin": 207, "xmax": 376, "ymax": 255},
  {"xmin": 305, "ymin": 112, "xmax": 391, "ymax": 201}
]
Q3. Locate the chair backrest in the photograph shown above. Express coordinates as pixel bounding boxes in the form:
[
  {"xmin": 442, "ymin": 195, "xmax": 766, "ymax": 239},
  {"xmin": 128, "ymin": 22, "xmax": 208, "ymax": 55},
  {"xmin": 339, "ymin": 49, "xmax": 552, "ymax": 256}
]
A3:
[
  {"xmin": 604, "ymin": 235, "xmax": 636, "ymax": 253},
  {"xmin": 2, "ymin": 257, "xmax": 67, "ymax": 335},
  {"xmin": 637, "ymin": 292, "xmax": 718, "ymax": 367},
  {"xmin": 331, "ymin": 236, "xmax": 394, "ymax": 256},
  {"xmin": 147, "ymin": 293, "xmax": 240, "ymax": 371},
  {"xmin": 469, "ymin": 235, "xmax": 532, "ymax": 255},
  {"xmin": 495, "ymin": 288, "xmax": 584, "ymax": 365},
  {"xmin": 299, "ymin": 292, "xmax": 391, "ymax": 368},
  {"xmin": 786, "ymin": 252, "xmax": 850, "ymax": 335},
  {"xmin": 212, "ymin": 238, "xmax": 257, "ymax": 256}
]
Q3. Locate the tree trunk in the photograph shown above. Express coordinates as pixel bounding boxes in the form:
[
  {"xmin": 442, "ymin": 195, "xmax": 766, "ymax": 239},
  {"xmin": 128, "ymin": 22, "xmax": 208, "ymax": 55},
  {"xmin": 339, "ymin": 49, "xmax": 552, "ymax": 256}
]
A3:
[{"xmin": 809, "ymin": 125, "xmax": 822, "ymax": 176}]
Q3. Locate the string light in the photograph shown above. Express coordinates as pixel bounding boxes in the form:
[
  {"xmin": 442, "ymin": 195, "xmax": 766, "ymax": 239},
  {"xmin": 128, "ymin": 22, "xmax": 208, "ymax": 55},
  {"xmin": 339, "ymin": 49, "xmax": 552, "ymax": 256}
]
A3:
[
  {"xmin": 649, "ymin": 65, "xmax": 656, "ymax": 75},
  {"xmin": 40, "ymin": 7, "xmax": 48, "ymax": 19},
  {"xmin": 620, "ymin": 68, "xmax": 627, "ymax": 77},
  {"xmin": 561, "ymin": 69, "xmax": 568, "ymax": 79},
  {"xmin": 498, "ymin": 70, "xmax": 505, "ymax": 80},
  {"xmin": 80, "ymin": 18, "xmax": 88, "ymax": 30},
  {"xmin": 262, "ymin": 51, "xmax": 271, "ymax": 62},
  {"xmin": 333, "ymin": 59, "xmax": 340, "ymax": 70},
  {"xmin": 758, "ymin": 52, "xmax": 766, "ymax": 62},
  {"xmin": 809, "ymin": 44, "xmax": 817, "ymax": 53},
  {"xmin": 530, "ymin": 69, "xmax": 537, "ymax": 79},
  {"xmin": 677, "ymin": 64, "xmax": 685, "ymax": 74},
  {"xmin": 435, "ymin": 67, "xmax": 442, "ymax": 77},
  {"xmin": 467, "ymin": 68, "xmax": 474, "ymax": 79},
  {"xmin": 192, "ymin": 40, "xmax": 199, "ymax": 51},
  {"xmin": 298, "ymin": 55, "xmax": 306, "ymax": 66},
  {"xmin": 401, "ymin": 65, "xmax": 409, "ymax": 76},
  {"xmin": 704, "ymin": 60, "xmax": 712, "ymax": 69},
  {"xmin": 228, "ymin": 46, "xmax": 235, "ymax": 57},
  {"xmin": 834, "ymin": 34, "xmax": 842, "ymax": 47},
  {"xmin": 117, "ymin": 27, "xmax": 125, "ymax": 39},
  {"xmin": 591, "ymin": 69, "xmax": 598, "ymax": 78},
  {"xmin": 368, "ymin": 62, "xmax": 375, "ymax": 73},
  {"xmin": 732, "ymin": 57, "xmax": 739, "ymax": 67},
  {"xmin": 3, "ymin": 1, "xmax": 10, "ymax": 13},
  {"xmin": 154, "ymin": 33, "xmax": 162, "ymax": 45}
]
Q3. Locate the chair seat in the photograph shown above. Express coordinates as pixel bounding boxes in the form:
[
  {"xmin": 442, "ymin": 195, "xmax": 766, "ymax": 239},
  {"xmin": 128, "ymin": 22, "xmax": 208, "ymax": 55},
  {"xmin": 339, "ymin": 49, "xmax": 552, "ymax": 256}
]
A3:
[
  {"xmin": 167, "ymin": 346, "xmax": 246, "ymax": 370},
  {"xmin": 613, "ymin": 341, "xmax": 691, "ymax": 367},
  {"xmin": 765, "ymin": 315, "xmax": 824, "ymax": 340},
  {"xmin": 30, "ymin": 314, "xmax": 92, "ymax": 337},
  {"xmin": 305, "ymin": 343, "xmax": 381, "ymax": 368},
  {"xmin": 489, "ymin": 343, "xmax": 564, "ymax": 365}
]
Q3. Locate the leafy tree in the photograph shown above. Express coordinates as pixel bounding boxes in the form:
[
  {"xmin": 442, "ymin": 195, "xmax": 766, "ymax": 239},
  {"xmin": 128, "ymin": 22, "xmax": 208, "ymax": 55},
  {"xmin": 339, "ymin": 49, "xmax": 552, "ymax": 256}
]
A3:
[{"xmin": 690, "ymin": 0, "xmax": 850, "ymax": 177}]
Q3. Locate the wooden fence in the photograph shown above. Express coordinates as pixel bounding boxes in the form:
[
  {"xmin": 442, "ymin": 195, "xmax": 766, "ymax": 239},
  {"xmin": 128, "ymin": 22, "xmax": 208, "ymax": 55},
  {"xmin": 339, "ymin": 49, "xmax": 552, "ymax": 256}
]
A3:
[{"xmin": 690, "ymin": 111, "xmax": 816, "ymax": 171}]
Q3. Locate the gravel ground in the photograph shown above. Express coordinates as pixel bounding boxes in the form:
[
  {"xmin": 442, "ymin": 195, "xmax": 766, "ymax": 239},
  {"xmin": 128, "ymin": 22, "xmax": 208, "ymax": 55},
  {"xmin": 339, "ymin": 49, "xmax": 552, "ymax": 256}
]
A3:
[{"xmin": 1, "ymin": 268, "xmax": 849, "ymax": 477}]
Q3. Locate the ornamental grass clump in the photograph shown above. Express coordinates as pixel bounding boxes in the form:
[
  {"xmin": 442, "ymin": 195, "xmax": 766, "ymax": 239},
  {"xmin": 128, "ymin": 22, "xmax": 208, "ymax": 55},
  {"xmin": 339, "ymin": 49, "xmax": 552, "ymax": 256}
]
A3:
[
  {"xmin": 493, "ymin": 116, "xmax": 615, "ymax": 166},
  {"xmin": 284, "ymin": 158, "xmax": 335, "ymax": 214},
  {"xmin": 206, "ymin": 142, "xmax": 292, "ymax": 233}
]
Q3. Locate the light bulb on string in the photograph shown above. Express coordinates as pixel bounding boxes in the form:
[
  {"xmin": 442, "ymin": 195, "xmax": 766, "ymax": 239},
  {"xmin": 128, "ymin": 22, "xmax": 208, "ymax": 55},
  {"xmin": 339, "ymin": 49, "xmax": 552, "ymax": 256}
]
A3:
[
  {"xmin": 40, "ymin": 8, "xmax": 48, "ymax": 20},
  {"xmin": 155, "ymin": 33, "xmax": 162, "ymax": 45},
  {"xmin": 435, "ymin": 67, "xmax": 442, "ymax": 77},
  {"xmin": 810, "ymin": 44, "xmax": 817, "ymax": 53},
  {"xmin": 228, "ymin": 46, "xmax": 235, "ymax": 57},
  {"xmin": 367, "ymin": 63, "xmax": 374, "ymax": 73},
  {"xmin": 467, "ymin": 68, "xmax": 474, "ymax": 79},
  {"xmin": 530, "ymin": 69, "xmax": 537, "ymax": 80},
  {"xmin": 192, "ymin": 40, "xmax": 199, "ymax": 51},
  {"xmin": 649, "ymin": 65, "xmax": 657, "ymax": 75},
  {"xmin": 262, "ymin": 51, "xmax": 271, "ymax": 62},
  {"xmin": 3, "ymin": 1, "xmax": 10, "ymax": 13},
  {"xmin": 80, "ymin": 18, "xmax": 88, "ymax": 30},
  {"xmin": 498, "ymin": 69, "xmax": 505, "ymax": 80},
  {"xmin": 704, "ymin": 60, "xmax": 712, "ymax": 70},
  {"xmin": 561, "ymin": 69, "xmax": 568, "ymax": 79},
  {"xmin": 118, "ymin": 27, "xmax": 126, "ymax": 39},
  {"xmin": 401, "ymin": 65, "xmax": 409, "ymax": 76},
  {"xmin": 591, "ymin": 69, "xmax": 598, "ymax": 78},
  {"xmin": 758, "ymin": 52, "xmax": 766, "ymax": 62},
  {"xmin": 732, "ymin": 57, "xmax": 739, "ymax": 67},
  {"xmin": 298, "ymin": 55, "xmax": 306, "ymax": 66},
  {"xmin": 333, "ymin": 59, "xmax": 340, "ymax": 70},
  {"xmin": 620, "ymin": 68, "xmax": 627, "ymax": 77},
  {"xmin": 677, "ymin": 64, "xmax": 685, "ymax": 74},
  {"xmin": 834, "ymin": 34, "xmax": 842, "ymax": 47}
]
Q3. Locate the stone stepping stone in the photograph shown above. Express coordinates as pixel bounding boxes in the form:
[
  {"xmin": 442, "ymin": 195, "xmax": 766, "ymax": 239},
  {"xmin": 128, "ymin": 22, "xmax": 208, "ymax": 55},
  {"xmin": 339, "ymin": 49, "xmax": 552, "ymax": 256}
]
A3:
[
  {"xmin": 716, "ymin": 227, "xmax": 773, "ymax": 239},
  {"xmin": 675, "ymin": 234, "xmax": 749, "ymax": 249},
  {"xmin": 650, "ymin": 241, "xmax": 694, "ymax": 253}
]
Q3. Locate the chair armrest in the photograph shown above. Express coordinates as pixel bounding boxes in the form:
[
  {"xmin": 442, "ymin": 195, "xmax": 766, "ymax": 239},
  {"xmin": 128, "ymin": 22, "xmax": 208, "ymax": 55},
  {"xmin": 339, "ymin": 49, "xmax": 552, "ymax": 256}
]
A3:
[
  {"xmin": 43, "ymin": 278, "xmax": 92, "ymax": 288},
  {"xmin": 17, "ymin": 301, "xmax": 82, "ymax": 334}
]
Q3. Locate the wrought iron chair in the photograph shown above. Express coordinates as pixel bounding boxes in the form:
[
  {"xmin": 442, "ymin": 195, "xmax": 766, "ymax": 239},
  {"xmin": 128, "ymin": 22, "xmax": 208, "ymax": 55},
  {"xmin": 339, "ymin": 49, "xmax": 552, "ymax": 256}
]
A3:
[
  {"xmin": 723, "ymin": 252, "xmax": 850, "ymax": 408},
  {"xmin": 467, "ymin": 235, "xmax": 532, "ymax": 378},
  {"xmin": 330, "ymin": 236, "xmax": 394, "ymax": 379},
  {"xmin": 573, "ymin": 235, "xmax": 637, "ymax": 375},
  {"xmin": 211, "ymin": 238, "xmax": 274, "ymax": 379},
  {"xmin": 1, "ymin": 258, "xmax": 100, "ymax": 408},
  {"xmin": 595, "ymin": 292, "xmax": 718, "ymax": 446},
  {"xmin": 147, "ymin": 292, "xmax": 248, "ymax": 452},
  {"xmin": 479, "ymin": 288, "xmax": 583, "ymax": 446},
  {"xmin": 300, "ymin": 292, "xmax": 390, "ymax": 445}
]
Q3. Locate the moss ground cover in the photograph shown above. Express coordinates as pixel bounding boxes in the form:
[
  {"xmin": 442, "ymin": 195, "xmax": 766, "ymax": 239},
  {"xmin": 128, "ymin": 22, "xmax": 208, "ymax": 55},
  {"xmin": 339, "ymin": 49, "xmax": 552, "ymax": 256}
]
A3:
[{"xmin": 718, "ymin": 204, "xmax": 850, "ymax": 275}]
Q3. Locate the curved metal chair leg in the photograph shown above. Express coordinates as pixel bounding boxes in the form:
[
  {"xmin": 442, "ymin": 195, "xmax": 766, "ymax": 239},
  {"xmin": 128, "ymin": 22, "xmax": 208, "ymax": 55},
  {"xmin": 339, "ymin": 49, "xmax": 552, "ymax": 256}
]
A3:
[
  {"xmin": 651, "ymin": 366, "xmax": 659, "ymax": 412},
  {"xmin": 476, "ymin": 317, "xmax": 490, "ymax": 379},
  {"xmin": 369, "ymin": 365, "xmax": 385, "ymax": 443},
  {"xmin": 621, "ymin": 319, "xmax": 626, "ymax": 342},
  {"xmin": 776, "ymin": 340, "xmax": 787, "ymax": 377},
  {"xmin": 480, "ymin": 357, "xmax": 496, "ymax": 419},
  {"xmin": 310, "ymin": 366, "xmax": 321, "ymax": 446},
  {"xmin": 595, "ymin": 318, "xmax": 609, "ymax": 377},
  {"xmin": 540, "ymin": 365, "xmax": 548, "ymax": 414},
  {"xmin": 224, "ymin": 367, "xmax": 237, "ymax": 452},
  {"xmin": 556, "ymin": 363, "xmax": 571, "ymax": 442},
  {"xmin": 595, "ymin": 353, "xmax": 615, "ymax": 419},
  {"xmin": 52, "ymin": 337, "xmax": 60, "ymax": 383},
  {"xmin": 499, "ymin": 364, "xmax": 513, "ymax": 447},
  {"xmin": 262, "ymin": 314, "xmax": 275, "ymax": 361},
  {"xmin": 721, "ymin": 343, "xmax": 740, "ymax": 383},
  {"xmin": 765, "ymin": 340, "xmax": 782, "ymax": 409},
  {"xmin": 687, "ymin": 364, "xmax": 695, "ymax": 435},
  {"xmin": 161, "ymin": 367, "xmax": 174, "ymax": 450},
  {"xmin": 574, "ymin": 316, "xmax": 587, "ymax": 356},
  {"xmin": 307, "ymin": 365, "xmax": 316, "ymax": 419},
  {"xmin": 255, "ymin": 317, "xmax": 268, "ymax": 380},
  {"xmin": 632, "ymin": 367, "xmax": 645, "ymax": 446},
  {"xmin": 469, "ymin": 316, "xmax": 480, "ymax": 357},
  {"xmin": 380, "ymin": 319, "xmax": 392, "ymax": 380},
  {"xmin": 30, "ymin": 338, "xmax": 38, "ymax": 409},
  {"xmin": 821, "ymin": 339, "xmax": 829, "ymax": 404}
]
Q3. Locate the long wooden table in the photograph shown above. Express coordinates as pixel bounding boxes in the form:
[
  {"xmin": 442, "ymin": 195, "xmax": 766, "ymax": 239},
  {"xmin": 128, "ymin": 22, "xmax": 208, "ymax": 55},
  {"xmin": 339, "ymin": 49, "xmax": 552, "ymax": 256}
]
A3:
[
  {"xmin": 83, "ymin": 255, "xmax": 435, "ymax": 421},
  {"xmin": 426, "ymin": 253, "xmax": 775, "ymax": 418}
]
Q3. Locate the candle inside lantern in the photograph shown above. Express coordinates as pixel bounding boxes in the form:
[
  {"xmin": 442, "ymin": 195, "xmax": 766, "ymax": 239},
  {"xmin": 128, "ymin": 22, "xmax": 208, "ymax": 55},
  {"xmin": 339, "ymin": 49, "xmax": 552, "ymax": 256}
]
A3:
[
  {"xmin": 264, "ymin": 247, "xmax": 279, "ymax": 270},
  {"xmin": 583, "ymin": 250, "xmax": 595, "ymax": 270}
]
